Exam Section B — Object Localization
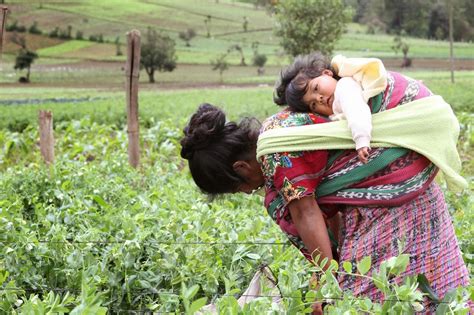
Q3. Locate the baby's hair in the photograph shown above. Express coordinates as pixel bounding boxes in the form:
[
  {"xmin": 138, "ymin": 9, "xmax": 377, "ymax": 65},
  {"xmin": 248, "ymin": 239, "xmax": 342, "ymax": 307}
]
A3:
[
  {"xmin": 274, "ymin": 52, "xmax": 339, "ymax": 112},
  {"xmin": 180, "ymin": 103, "xmax": 260, "ymax": 195}
]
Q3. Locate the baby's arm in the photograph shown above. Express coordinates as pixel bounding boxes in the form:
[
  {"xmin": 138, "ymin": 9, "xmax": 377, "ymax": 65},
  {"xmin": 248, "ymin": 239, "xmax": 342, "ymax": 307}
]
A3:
[{"xmin": 334, "ymin": 77, "xmax": 372, "ymax": 163}]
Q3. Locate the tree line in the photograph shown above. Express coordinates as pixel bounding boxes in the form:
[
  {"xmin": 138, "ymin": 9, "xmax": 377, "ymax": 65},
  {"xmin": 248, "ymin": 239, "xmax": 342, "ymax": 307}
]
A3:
[
  {"xmin": 245, "ymin": 0, "xmax": 473, "ymax": 41},
  {"xmin": 346, "ymin": 0, "xmax": 473, "ymax": 41}
]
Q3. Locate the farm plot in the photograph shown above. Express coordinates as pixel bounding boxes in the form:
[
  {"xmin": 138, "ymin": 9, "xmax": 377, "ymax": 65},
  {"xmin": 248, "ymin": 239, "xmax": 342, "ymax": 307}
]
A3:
[{"xmin": 0, "ymin": 82, "xmax": 472, "ymax": 312}]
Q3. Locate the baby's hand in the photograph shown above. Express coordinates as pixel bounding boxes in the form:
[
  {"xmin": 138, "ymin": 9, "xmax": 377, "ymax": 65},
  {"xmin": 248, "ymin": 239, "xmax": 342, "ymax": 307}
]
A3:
[{"xmin": 357, "ymin": 147, "xmax": 370, "ymax": 164}]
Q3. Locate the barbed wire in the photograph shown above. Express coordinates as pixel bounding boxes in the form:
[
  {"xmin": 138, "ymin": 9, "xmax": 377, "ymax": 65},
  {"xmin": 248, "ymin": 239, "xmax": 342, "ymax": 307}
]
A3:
[
  {"xmin": 0, "ymin": 263, "xmax": 455, "ymax": 312},
  {"xmin": 0, "ymin": 243, "xmax": 459, "ymax": 309},
  {"xmin": 0, "ymin": 240, "xmax": 289, "ymax": 246},
  {"xmin": 0, "ymin": 286, "xmax": 452, "ymax": 305}
]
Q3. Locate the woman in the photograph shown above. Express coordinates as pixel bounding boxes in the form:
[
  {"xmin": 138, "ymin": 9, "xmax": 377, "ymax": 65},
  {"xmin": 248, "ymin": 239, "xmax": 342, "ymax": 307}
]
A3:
[{"xmin": 180, "ymin": 54, "xmax": 470, "ymax": 311}]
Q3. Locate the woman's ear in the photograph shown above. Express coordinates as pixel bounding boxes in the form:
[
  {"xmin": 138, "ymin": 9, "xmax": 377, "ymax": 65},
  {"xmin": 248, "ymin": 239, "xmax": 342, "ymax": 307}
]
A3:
[
  {"xmin": 322, "ymin": 69, "xmax": 333, "ymax": 77},
  {"xmin": 232, "ymin": 160, "xmax": 251, "ymax": 178}
]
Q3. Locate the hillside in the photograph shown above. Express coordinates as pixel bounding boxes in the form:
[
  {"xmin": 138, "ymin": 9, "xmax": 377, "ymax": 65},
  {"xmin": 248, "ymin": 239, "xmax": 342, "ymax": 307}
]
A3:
[
  {"xmin": 1, "ymin": 0, "xmax": 473, "ymax": 88},
  {"xmin": 4, "ymin": 0, "xmax": 474, "ymax": 63}
]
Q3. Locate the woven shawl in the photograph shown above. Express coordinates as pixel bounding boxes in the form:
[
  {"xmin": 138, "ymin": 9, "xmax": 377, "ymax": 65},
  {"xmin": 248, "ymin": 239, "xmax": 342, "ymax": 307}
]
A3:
[{"xmin": 257, "ymin": 96, "xmax": 467, "ymax": 191}]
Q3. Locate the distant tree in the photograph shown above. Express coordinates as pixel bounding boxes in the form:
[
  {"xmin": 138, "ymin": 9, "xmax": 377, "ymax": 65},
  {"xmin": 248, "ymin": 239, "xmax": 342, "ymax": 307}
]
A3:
[
  {"xmin": 227, "ymin": 44, "xmax": 246, "ymax": 66},
  {"xmin": 140, "ymin": 28, "xmax": 177, "ymax": 83},
  {"xmin": 428, "ymin": 3, "xmax": 448, "ymax": 40},
  {"xmin": 251, "ymin": 41, "xmax": 259, "ymax": 55},
  {"xmin": 28, "ymin": 21, "xmax": 42, "ymax": 34},
  {"xmin": 49, "ymin": 27, "xmax": 59, "ymax": 38},
  {"xmin": 357, "ymin": 0, "xmax": 386, "ymax": 34},
  {"xmin": 349, "ymin": 0, "xmax": 473, "ymax": 41},
  {"xmin": 11, "ymin": 35, "xmax": 38, "ymax": 83},
  {"xmin": 204, "ymin": 15, "xmax": 212, "ymax": 38},
  {"xmin": 451, "ymin": 0, "xmax": 474, "ymax": 41},
  {"xmin": 274, "ymin": 0, "xmax": 351, "ymax": 56},
  {"xmin": 243, "ymin": 16, "xmax": 249, "ymax": 32},
  {"xmin": 15, "ymin": 23, "xmax": 26, "ymax": 33},
  {"xmin": 59, "ymin": 28, "xmax": 69, "ymax": 39},
  {"xmin": 382, "ymin": 1, "xmax": 431, "ymax": 37},
  {"xmin": 448, "ymin": 0, "xmax": 454, "ymax": 83},
  {"xmin": 391, "ymin": 34, "xmax": 411, "ymax": 67},
  {"xmin": 253, "ymin": 54, "xmax": 267, "ymax": 67},
  {"xmin": 6, "ymin": 20, "xmax": 18, "ymax": 32},
  {"xmin": 250, "ymin": 41, "xmax": 267, "ymax": 75},
  {"xmin": 252, "ymin": 0, "xmax": 273, "ymax": 9},
  {"xmin": 98, "ymin": 34, "xmax": 104, "ymax": 43},
  {"xmin": 211, "ymin": 53, "xmax": 228, "ymax": 83},
  {"xmin": 178, "ymin": 28, "xmax": 196, "ymax": 47},
  {"xmin": 115, "ymin": 36, "xmax": 122, "ymax": 56},
  {"xmin": 349, "ymin": 0, "xmax": 367, "ymax": 23},
  {"xmin": 14, "ymin": 49, "xmax": 38, "ymax": 82},
  {"xmin": 76, "ymin": 30, "xmax": 83, "ymax": 40},
  {"xmin": 401, "ymin": 1, "xmax": 431, "ymax": 38},
  {"xmin": 253, "ymin": 54, "xmax": 267, "ymax": 75},
  {"xmin": 67, "ymin": 25, "xmax": 72, "ymax": 38}
]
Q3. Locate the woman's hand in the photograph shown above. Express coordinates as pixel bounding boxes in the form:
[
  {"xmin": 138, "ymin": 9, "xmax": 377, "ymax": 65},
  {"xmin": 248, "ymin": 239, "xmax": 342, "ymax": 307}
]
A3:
[{"xmin": 288, "ymin": 196, "xmax": 333, "ymax": 266}]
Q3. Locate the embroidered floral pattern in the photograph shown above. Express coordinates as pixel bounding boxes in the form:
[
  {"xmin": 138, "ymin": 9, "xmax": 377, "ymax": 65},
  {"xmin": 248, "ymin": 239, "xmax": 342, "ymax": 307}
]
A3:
[{"xmin": 281, "ymin": 178, "xmax": 308, "ymax": 203}]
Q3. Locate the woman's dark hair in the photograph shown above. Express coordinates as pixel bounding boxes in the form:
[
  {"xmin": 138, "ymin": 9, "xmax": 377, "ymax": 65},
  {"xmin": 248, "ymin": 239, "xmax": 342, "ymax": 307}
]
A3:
[
  {"xmin": 180, "ymin": 103, "xmax": 260, "ymax": 195},
  {"xmin": 274, "ymin": 52, "xmax": 339, "ymax": 112}
]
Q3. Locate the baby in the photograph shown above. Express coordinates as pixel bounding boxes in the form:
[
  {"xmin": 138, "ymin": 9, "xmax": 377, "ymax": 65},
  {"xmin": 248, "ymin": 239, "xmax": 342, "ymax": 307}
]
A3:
[{"xmin": 275, "ymin": 53, "xmax": 387, "ymax": 163}]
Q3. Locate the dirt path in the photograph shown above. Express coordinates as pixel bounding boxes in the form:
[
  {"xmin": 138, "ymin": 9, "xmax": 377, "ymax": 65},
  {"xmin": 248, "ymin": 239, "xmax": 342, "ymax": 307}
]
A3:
[{"xmin": 382, "ymin": 57, "xmax": 474, "ymax": 71}]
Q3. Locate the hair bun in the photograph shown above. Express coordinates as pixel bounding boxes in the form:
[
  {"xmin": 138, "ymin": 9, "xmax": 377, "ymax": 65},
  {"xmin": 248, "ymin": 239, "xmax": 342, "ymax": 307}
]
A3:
[{"xmin": 180, "ymin": 103, "xmax": 226, "ymax": 160}]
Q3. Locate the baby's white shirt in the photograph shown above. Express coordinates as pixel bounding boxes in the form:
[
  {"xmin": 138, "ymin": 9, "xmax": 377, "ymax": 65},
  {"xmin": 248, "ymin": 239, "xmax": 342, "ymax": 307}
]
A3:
[{"xmin": 331, "ymin": 77, "xmax": 372, "ymax": 150}]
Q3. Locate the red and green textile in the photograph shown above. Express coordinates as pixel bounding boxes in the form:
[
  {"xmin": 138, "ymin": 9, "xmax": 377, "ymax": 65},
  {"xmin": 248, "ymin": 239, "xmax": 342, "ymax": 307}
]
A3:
[
  {"xmin": 339, "ymin": 182, "xmax": 470, "ymax": 310},
  {"xmin": 260, "ymin": 72, "xmax": 438, "ymax": 259},
  {"xmin": 259, "ymin": 71, "xmax": 470, "ymax": 305}
]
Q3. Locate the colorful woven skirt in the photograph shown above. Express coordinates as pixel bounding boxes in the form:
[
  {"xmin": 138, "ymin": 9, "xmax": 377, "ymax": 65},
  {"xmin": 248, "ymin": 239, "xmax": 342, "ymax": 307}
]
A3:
[{"xmin": 338, "ymin": 182, "xmax": 470, "ymax": 312}]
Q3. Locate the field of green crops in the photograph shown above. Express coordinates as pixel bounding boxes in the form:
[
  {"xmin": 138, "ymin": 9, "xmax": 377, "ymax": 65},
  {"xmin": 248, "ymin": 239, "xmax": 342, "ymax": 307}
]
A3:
[
  {"xmin": 1, "ymin": 70, "xmax": 473, "ymax": 312},
  {"xmin": 1, "ymin": 0, "xmax": 473, "ymax": 312}
]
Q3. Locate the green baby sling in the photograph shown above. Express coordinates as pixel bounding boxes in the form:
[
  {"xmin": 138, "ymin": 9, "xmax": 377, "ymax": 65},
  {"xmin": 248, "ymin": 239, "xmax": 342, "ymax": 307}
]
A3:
[{"xmin": 257, "ymin": 95, "xmax": 467, "ymax": 192}]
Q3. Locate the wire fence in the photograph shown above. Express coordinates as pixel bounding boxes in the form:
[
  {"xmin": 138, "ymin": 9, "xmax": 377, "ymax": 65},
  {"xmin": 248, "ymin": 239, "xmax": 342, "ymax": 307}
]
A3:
[
  {"xmin": 0, "ymin": 286, "xmax": 452, "ymax": 304},
  {"xmin": 0, "ymin": 240, "xmax": 459, "ymax": 312},
  {"xmin": 0, "ymin": 240, "xmax": 289, "ymax": 246}
]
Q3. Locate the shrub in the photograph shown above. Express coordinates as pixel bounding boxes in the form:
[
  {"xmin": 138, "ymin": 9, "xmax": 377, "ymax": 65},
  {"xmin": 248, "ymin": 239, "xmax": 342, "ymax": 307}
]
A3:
[
  {"xmin": 49, "ymin": 27, "xmax": 59, "ymax": 38},
  {"xmin": 76, "ymin": 31, "xmax": 84, "ymax": 40},
  {"xmin": 28, "ymin": 21, "xmax": 42, "ymax": 35}
]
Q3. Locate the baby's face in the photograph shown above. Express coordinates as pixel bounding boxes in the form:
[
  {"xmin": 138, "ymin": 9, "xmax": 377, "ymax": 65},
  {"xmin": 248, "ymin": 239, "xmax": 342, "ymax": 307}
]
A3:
[{"xmin": 303, "ymin": 69, "xmax": 337, "ymax": 116}]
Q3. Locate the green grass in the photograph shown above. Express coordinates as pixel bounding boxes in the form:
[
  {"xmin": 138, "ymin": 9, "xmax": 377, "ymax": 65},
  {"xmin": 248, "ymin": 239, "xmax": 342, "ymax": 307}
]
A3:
[
  {"xmin": 37, "ymin": 40, "xmax": 95, "ymax": 57},
  {"xmin": 402, "ymin": 70, "xmax": 474, "ymax": 112},
  {"xmin": 335, "ymin": 32, "xmax": 474, "ymax": 59},
  {"xmin": 0, "ymin": 71, "xmax": 474, "ymax": 128},
  {"xmin": 0, "ymin": 61, "xmax": 282, "ymax": 85}
]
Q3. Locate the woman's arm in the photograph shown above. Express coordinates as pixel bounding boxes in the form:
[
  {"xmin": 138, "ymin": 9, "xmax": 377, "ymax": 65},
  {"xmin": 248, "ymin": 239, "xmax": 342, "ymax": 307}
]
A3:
[{"xmin": 288, "ymin": 196, "xmax": 333, "ymax": 266}]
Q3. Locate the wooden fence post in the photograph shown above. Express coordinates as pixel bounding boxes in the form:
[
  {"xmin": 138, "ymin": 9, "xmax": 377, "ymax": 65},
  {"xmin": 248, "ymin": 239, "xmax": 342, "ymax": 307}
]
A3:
[
  {"xmin": 125, "ymin": 30, "xmax": 141, "ymax": 168},
  {"xmin": 39, "ymin": 110, "xmax": 54, "ymax": 165},
  {"xmin": 0, "ymin": 6, "xmax": 8, "ymax": 59}
]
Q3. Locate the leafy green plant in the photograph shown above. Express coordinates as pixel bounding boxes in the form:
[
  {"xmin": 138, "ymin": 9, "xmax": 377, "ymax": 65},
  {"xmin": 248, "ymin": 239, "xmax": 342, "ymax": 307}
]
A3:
[{"xmin": 0, "ymin": 82, "xmax": 472, "ymax": 312}]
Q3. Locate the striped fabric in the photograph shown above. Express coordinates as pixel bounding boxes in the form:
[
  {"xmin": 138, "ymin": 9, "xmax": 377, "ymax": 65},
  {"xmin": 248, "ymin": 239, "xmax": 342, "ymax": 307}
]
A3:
[
  {"xmin": 338, "ymin": 182, "xmax": 471, "ymax": 312},
  {"xmin": 261, "ymin": 72, "xmax": 440, "ymax": 260}
]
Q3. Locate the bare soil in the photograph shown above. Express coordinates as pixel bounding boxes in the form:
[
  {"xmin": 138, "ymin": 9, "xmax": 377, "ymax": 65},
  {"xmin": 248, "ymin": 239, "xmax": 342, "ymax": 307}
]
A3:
[{"xmin": 382, "ymin": 57, "xmax": 474, "ymax": 71}]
